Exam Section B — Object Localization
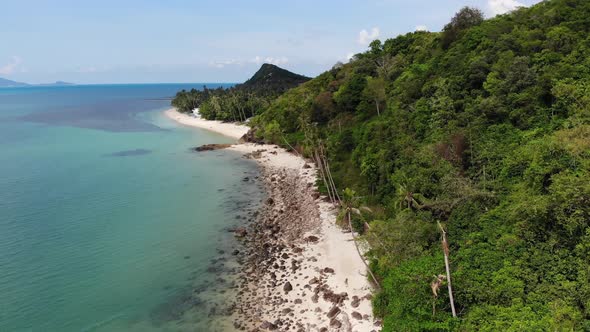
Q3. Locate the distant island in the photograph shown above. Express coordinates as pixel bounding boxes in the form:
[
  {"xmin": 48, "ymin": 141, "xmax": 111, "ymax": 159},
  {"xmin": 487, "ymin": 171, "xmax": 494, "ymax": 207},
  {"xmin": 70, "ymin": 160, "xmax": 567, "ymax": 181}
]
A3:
[
  {"xmin": 38, "ymin": 81, "xmax": 74, "ymax": 87},
  {"xmin": 0, "ymin": 77, "xmax": 74, "ymax": 87}
]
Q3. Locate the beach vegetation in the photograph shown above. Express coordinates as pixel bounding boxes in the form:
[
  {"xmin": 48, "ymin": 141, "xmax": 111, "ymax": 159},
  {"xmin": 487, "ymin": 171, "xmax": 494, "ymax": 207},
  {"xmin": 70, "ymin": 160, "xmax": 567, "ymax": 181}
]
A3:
[
  {"xmin": 171, "ymin": 64, "xmax": 309, "ymax": 121},
  {"xmin": 239, "ymin": 0, "xmax": 590, "ymax": 329}
]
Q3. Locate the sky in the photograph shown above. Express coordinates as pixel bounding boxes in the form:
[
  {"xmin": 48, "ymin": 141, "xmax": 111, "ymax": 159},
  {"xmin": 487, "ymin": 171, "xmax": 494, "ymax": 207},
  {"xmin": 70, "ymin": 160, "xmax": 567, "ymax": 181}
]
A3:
[{"xmin": 0, "ymin": 0, "xmax": 542, "ymax": 84}]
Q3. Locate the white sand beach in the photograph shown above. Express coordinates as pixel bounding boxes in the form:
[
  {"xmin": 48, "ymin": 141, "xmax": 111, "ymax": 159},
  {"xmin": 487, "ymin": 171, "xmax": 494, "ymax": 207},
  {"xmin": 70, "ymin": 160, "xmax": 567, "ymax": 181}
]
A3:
[{"xmin": 164, "ymin": 108, "xmax": 249, "ymax": 140}]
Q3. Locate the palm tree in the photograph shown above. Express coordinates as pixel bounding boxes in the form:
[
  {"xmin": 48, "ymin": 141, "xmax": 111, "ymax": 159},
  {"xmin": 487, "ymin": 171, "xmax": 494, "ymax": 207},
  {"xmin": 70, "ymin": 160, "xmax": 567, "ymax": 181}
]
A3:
[
  {"xmin": 341, "ymin": 188, "xmax": 381, "ymax": 289},
  {"xmin": 437, "ymin": 220, "xmax": 457, "ymax": 318}
]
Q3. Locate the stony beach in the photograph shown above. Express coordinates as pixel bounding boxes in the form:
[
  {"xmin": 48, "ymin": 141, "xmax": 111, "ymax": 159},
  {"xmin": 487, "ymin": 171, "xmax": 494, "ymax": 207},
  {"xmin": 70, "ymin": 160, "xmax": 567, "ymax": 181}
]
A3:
[{"xmin": 165, "ymin": 109, "xmax": 380, "ymax": 331}]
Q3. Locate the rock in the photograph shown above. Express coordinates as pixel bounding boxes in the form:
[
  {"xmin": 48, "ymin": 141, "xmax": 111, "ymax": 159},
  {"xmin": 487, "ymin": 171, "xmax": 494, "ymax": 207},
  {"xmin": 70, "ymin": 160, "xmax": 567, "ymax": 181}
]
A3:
[
  {"xmin": 192, "ymin": 143, "xmax": 232, "ymax": 152},
  {"xmin": 233, "ymin": 227, "xmax": 248, "ymax": 238},
  {"xmin": 303, "ymin": 163, "xmax": 312, "ymax": 169},
  {"xmin": 305, "ymin": 235, "xmax": 319, "ymax": 243},
  {"xmin": 329, "ymin": 318, "xmax": 342, "ymax": 328},
  {"xmin": 351, "ymin": 311, "xmax": 363, "ymax": 320},
  {"xmin": 323, "ymin": 267, "xmax": 335, "ymax": 274},
  {"xmin": 283, "ymin": 282, "xmax": 293, "ymax": 293},
  {"xmin": 260, "ymin": 321, "xmax": 278, "ymax": 330},
  {"xmin": 327, "ymin": 306, "xmax": 341, "ymax": 318},
  {"xmin": 312, "ymin": 192, "xmax": 320, "ymax": 199},
  {"xmin": 308, "ymin": 277, "xmax": 319, "ymax": 285},
  {"xmin": 266, "ymin": 197, "xmax": 274, "ymax": 205},
  {"xmin": 240, "ymin": 128, "xmax": 264, "ymax": 144},
  {"xmin": 323, "ymin": 290, "xmax": 348, "ymax": 304}
]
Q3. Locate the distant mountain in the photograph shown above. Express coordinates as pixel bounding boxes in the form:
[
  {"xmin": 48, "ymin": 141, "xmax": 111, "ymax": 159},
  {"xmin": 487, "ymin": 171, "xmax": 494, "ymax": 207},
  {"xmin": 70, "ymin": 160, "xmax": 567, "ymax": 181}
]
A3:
[
  {"xmin": 240, "ymin": 63, "xmax": 310, "ymax": 91},
  {"xmin": 0, "ymin": 77, "xmax": 29, "ymax": 87},
  {"xmin": 38, "ymin": 81, "xmax": 74, "ymax": 86},
  {"xmin": 0, "ymin": 78, "xmax": 74, "ymax": 87}
]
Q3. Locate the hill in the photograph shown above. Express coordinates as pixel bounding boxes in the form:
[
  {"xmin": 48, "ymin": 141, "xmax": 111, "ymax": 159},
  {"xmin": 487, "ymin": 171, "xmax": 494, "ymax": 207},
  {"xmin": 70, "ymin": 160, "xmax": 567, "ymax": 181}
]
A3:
[
  {"xmin": 38, "ymin": 81, "xmax": 74, "ymax": 86},
  {"xmin": 0, "ymin": 77, "xmax": 29, "ymax": 87},
  {"xmin": 249, "ymin": 0, "xmax": 590, "ymax": 330},
  {"xmin": 0, "ymin": 78, "xmax": 74, "ymax": 87},
  {"xmin": 240, "ymin": 63, "xmax": 310, "ymax": 90},
  {"xmin": 171, "ymin": 64, "xmax": 311, "ymax": 121}
]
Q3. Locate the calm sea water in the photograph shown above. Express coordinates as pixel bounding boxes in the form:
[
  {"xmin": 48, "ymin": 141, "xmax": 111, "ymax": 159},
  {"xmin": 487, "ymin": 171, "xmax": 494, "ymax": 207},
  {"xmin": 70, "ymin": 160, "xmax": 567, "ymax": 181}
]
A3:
[{"xmin": 0, "ymin": 84, "xmax": 262, "ymax": 331}]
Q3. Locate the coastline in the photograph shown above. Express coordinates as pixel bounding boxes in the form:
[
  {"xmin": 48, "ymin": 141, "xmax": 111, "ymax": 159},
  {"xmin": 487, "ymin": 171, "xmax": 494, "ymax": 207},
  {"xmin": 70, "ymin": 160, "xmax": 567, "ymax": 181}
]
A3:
[
  {"xmin": 165, "ymin": 108, "xmax": 379, "ymax": 331},
  {"xmin": 164, "ymin": 108, "xmax": 249, "ymax": 140}
]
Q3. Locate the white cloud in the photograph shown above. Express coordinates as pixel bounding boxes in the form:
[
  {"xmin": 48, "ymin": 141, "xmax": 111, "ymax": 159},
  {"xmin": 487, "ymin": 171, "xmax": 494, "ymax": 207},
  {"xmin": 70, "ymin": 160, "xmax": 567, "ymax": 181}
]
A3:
[
  {"xmin": 415, "ymin": 25, "xmax": 429, "ymax": 32},
  {"xmin": 209, "ymin": 56, "xmax": 289, "ymax": 69},
  {"xmin": 488, "ymin": 0, "xmax": 525, "ymax": 16},
  {"xmin": 209, "ymin": 59, "xmax": 242, "ymax": 68},
  {"xmin": 76, "ymin": 65, "xmax": 111, "ymax": 73},
  {"xmin": 0, "ymin": 56, "xmax": 23, "ymax": 75},
  {"xmin": 358, "ymin": 27, "xmax": 380, "ymax": 45},
  {"xmin": 251, "ymin": 56, "xmax": 289, "ymax": 66}
]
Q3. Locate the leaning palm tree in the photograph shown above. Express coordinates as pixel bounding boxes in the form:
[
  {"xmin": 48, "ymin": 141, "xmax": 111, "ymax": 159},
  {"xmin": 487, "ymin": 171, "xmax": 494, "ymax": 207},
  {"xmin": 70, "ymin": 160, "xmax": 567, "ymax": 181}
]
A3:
[
  {"xmin": 437, "ymin": 220, "xmax": 457, "ymax": 318},
  {"xmin": 341, "ymin": 188, "xmax": 381, "ymax": 289}
]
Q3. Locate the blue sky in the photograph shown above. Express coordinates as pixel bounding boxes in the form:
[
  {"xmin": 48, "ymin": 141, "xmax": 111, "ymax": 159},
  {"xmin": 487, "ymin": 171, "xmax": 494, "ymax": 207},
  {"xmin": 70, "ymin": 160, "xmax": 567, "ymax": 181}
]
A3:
[{"xmin": 0, "ymin": 0, "xmax": 542, "ymax": 84}]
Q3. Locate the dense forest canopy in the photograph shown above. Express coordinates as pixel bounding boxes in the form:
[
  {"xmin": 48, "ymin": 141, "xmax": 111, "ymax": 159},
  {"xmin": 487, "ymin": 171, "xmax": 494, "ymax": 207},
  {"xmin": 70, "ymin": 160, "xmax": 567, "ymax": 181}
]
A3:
[
  {"xmin": 171, "ymin": 64, "xmax": 310, "ymax": 121},
  {"xmin": 239, "ymin": 0, "xmax": 590, "ymax": 330}
]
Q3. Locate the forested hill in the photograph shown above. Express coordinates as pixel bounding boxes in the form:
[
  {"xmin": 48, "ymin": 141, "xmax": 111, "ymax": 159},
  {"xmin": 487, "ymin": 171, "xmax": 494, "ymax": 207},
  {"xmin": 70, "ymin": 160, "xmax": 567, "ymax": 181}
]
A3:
[
  {"xmin": 248, "ymin": 0, "xmax": 590, "ymax": 330},
  {"xmin": 241, "ymin": 63, "xmax": 310, "ymax": 91},
  {"xmin": 171, "ymin": 64, "xmax": 310, "ymax": 121}
]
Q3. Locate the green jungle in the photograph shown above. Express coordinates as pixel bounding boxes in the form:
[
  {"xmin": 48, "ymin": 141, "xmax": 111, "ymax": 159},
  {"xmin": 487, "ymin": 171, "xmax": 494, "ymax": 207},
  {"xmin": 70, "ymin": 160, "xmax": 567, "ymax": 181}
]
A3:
[{"xmin": 173, "ymin": 0, "xmax": 590, "ymax": 330}]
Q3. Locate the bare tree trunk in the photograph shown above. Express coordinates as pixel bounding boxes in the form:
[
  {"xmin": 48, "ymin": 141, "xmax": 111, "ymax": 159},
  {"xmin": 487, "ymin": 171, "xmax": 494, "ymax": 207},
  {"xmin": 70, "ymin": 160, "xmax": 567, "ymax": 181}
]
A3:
[
  {"xmin": 375, "ymin": 99, "xmax": 380, "ymax": 116},
  {"xmin": 281, "ymin": 135, "xmax": 300, "ymax": 156},
  {"xmin": 437, "ymin": 221, "xmax": 457, "ymax": 318},
  {"xmin": 348, "ymin": 211, "xmax": 381, "ymax": 289},
  {"xmin": 320, "ymin": 144, "xmax": 341, "ymax": 203},
  {"xmin": 323, "ymin": 154, "xmax": 339, "ymax": 203},
  {"xmin": 315, "ymin": 150, "xmax": 334, "ymax": 203}
]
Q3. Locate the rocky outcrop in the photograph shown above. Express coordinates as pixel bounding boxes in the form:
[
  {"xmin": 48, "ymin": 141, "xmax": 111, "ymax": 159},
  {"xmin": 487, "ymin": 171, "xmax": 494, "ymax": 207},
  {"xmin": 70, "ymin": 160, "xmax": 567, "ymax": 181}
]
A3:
[{"xmin": 192, "ymin": 144, "xmax": 233, "ymax": 152}]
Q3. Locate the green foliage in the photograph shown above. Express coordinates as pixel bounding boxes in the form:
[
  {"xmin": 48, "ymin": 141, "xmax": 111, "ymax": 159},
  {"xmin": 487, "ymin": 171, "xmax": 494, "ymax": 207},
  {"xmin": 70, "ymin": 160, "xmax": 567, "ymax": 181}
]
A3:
[
  {"xmin": 441, "ymin": 7, "xmax": 484, "ymax": 49},
  {"xmin": 170, "ymin": 64, "xmax": 309, "ymax": 121},
  {"xmin": 233, "ymin": 0, "xmax": 590, "ymax": 329}
]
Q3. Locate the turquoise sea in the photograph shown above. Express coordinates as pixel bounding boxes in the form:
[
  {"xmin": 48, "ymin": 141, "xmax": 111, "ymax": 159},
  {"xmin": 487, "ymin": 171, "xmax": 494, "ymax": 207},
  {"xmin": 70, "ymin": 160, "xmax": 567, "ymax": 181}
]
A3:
[{"xmin": 0, "ymin": 84, "xmax": 262, "ymax": 331}]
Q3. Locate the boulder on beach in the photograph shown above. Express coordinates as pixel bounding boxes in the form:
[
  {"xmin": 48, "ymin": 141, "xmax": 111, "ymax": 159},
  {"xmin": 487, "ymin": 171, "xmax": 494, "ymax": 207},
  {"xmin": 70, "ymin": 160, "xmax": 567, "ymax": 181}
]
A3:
[{"xmin": 283, "ymin": 281, "xmax": 293, "ymax": 293}]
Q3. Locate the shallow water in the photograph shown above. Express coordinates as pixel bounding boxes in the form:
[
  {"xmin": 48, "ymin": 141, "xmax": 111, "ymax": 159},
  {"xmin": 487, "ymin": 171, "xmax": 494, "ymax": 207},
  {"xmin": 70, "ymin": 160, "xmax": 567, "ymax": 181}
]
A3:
[{"xmin": 0, "ymin": 85, "xmax": 261, "ymax": 331}]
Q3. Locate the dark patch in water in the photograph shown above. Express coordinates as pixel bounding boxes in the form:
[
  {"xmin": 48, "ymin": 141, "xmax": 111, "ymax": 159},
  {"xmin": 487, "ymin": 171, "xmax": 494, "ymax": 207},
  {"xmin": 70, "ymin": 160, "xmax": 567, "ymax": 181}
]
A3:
[
  {"xmin": 106, "ymin": 149, "xmax": 152, "ymax": 157},
  {"xmin": 17, "ymin": 99, "xmax": 166, "ymax": 132},
  {"xmin": 150, "ymin": 289, "xmax": 204, "ymax": 325}
]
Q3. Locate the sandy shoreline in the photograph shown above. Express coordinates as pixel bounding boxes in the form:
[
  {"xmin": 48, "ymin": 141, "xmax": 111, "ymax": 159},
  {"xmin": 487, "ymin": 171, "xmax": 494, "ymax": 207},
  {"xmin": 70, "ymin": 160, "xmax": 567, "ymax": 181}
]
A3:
[
  {"xmin": 164, "ymin": 108, "xmax": 249, "ymax": 140},
  {"xmin": 165, "ymin": 108, "xmax": 379, "ymax": 331}
]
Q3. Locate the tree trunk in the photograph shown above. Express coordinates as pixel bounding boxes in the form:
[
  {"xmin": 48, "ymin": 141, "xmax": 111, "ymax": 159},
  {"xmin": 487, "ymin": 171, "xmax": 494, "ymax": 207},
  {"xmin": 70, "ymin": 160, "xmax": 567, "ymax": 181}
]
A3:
[
  {"xmin": 375, "ymin": 99, "xmax": 380, "ymax": 116},
  {"xmin": 315, "ymin": 150, "xmax": 334, "ymax": 203},
  {"xmin": 438, "ymin": 221, "xmax": 457, "ymax": 318},
  {"xmin": 320, "ymin": 145, "xmax": 340, "ymax": 203},
  {"xmin": 348, "ymin": 211, "xmax": 381, "ymax": 289}
]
